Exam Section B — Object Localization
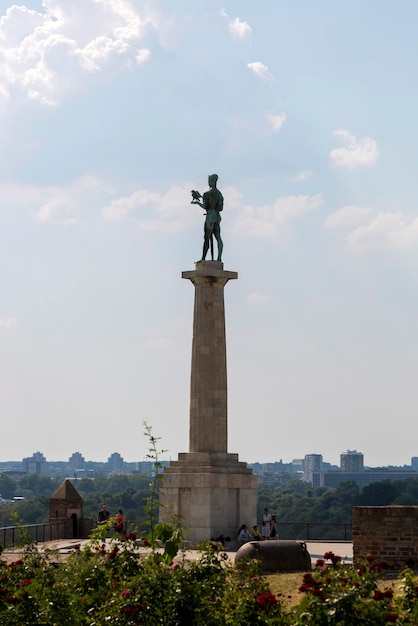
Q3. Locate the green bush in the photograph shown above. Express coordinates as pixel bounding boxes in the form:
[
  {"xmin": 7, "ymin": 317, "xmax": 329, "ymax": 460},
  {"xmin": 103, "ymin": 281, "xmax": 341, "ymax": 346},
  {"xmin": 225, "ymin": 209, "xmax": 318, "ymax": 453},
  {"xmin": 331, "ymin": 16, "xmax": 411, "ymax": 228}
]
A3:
[
  {"xmin": 0, "ymin": 539, "xmax": 284, "ymax": 625},
  {"xmin": 290, "ymin": 551, "xmax": 417, "ymax": 625}
]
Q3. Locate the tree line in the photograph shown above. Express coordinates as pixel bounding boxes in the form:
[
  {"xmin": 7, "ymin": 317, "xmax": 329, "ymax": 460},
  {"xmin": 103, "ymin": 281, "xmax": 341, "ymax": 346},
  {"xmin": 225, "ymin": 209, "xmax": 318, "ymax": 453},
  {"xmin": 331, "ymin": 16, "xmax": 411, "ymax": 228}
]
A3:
[{"xmin": 2, "ymin": 473, "xmax": 418, "ymax": 533}]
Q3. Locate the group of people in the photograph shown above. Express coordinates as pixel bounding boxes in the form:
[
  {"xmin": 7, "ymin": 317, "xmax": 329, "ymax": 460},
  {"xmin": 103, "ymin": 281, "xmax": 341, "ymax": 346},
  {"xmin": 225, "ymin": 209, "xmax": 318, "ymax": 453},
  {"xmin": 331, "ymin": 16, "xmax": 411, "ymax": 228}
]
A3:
[
  {"xmin": 237, "ymin": 508, "xmax": 277, "ymax": 544},
  {"xmin": 261, "ymin": 507, "xmax": 277, "ymax": 540},
  {"xmin": 97, "ymin": 505, "xmax": 125, "ymax": 534}
]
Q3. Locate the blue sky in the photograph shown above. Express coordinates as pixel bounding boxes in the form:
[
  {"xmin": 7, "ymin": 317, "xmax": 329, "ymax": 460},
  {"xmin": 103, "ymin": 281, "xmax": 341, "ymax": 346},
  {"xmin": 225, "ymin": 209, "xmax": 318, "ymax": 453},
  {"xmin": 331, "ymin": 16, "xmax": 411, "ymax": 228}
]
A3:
[{"xmin": 1, "ymin": 0, "xmax": 418, "ymax": 467}]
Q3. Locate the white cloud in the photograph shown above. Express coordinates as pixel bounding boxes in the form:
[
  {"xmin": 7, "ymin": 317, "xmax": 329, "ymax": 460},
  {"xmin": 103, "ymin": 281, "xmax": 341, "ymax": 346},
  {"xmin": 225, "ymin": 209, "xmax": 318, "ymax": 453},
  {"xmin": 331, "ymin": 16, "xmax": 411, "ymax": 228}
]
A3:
[
  {"xmin": 247, "ymin": 292, "xmax": 268, "ymax": 303},
  {"xmin": 324, "ymin": 204, "xmax": 418, "ymax": 251},
  {"xmin": 228, "ymin": 17, "xmax": 252, "ymax": 39},
  {"xmin": 289, "ymin": 171, "xmax": 312, "ymax": 182},
  {"xmin": 324, "ymin": 205, "xmax": 373, "ymax": 229},
  {"xmin": 347, "ymin": 212, "xmax": 418, "ymax": 250},
  {"xmin": 33, "ymin": 175, "xmax": 104, "ymax": 222},
  {"xmin": 0, "ymin": 317, "xmax": 17, "ymax": 329},
  {"xmin": 229, "ymin": 191, "xmax": 324, "ymax": 237},
  {"xmin": 0, "ymin": 1, "xmax": 151, "ymax": 105},
  {"xmin": 221, "ymin": 9, "xmax": 252, "ymax": 39},
  {"xmin": 265, "ymin": 111, "xmax": 286, "ymax": 131},
  {"xmin": 0, "ymin": 175, "xmax": 110, "ymax": 223},
  {"xmin": 247, "ymin": 61, "xmax": 273, "ymax": 81},
  {"xmin": 329, "ymin": 130, "xmax": 379, "ymax": 169},
  {"xmin": 102, "ymin": 184, "xmax": 200, "ymax": 232}
]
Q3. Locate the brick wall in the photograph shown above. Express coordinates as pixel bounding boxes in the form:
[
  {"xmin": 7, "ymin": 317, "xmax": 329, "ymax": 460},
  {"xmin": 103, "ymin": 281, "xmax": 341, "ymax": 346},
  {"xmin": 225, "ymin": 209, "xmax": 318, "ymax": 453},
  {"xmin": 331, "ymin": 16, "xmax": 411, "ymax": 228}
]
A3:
[{"xmin": 353, "ymin": 506, "xmax": 418, "ymax": 568}]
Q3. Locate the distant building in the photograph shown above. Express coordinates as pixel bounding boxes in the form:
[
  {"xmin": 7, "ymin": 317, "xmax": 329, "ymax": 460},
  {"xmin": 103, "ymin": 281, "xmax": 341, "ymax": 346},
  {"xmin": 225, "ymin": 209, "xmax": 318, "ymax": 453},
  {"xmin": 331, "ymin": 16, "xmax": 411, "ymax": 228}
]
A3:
[
  {"xmin": 411, "ymin": 457, "xmax": 418, "ymax": 471},
  {"xmin": 137, "ymin": 461, "xmax": 154, "ymax": 474},
  {"xmin": 108, "ymin": 452, "xmax": 124, "ymax": 472},
  {"xmin": 22, "ymin": 451, "xmax": 47, "ymax": 475},
  {"xmin": 341, "ymin": 450, "xmax": 364, "ymax": 473},
  {"xmin": 68, "ymin": 452, "xmax": 85, "ymax": 471},
  {"xmin": 304, "ymin": 454, "xmax": 323, "ymax": 482},
  {"xmin": 291, "ymin": 459, "xmax": 304, "ymax": 474},
  {"xmin": 312, "ymin": 470, "xmax": 418, "ymax": 489}
]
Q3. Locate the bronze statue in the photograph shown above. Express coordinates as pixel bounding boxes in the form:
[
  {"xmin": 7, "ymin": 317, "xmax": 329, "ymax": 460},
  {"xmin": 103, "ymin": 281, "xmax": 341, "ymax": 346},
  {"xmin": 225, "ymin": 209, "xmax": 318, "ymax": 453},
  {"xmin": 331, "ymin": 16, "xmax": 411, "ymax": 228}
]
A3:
[{"xmin": 191, "ymin": 174, "xmax": 223, "ymax": 262}]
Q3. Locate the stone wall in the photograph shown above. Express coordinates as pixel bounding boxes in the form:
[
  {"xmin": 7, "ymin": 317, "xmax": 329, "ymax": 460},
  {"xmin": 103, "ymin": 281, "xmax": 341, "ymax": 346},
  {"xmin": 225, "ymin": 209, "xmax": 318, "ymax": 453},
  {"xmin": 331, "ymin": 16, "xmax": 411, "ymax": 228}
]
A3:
[{"xmin": 353, "ymin": 506, "xmax": 418, "ymax": 568}]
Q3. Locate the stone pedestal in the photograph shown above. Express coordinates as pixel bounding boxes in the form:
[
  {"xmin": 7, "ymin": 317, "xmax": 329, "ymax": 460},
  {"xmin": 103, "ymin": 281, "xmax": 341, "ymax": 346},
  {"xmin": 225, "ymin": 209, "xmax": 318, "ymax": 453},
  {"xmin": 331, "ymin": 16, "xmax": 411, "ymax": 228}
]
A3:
[{"xmin": 159, "ymin": 261, "xmax": 257, "ymax": 545}]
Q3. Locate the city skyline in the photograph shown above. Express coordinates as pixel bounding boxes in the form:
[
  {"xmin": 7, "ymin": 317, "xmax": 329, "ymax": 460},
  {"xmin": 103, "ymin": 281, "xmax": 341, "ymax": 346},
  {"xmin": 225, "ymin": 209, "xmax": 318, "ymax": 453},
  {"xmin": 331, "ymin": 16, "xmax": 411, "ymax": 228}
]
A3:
[
  {"xmin": 0, "ymin": 448, "xmax": 416, "ymax": 471},
  {"xmin": 2, "ymin": 2, "xmax": 418, "ymax": 466}
]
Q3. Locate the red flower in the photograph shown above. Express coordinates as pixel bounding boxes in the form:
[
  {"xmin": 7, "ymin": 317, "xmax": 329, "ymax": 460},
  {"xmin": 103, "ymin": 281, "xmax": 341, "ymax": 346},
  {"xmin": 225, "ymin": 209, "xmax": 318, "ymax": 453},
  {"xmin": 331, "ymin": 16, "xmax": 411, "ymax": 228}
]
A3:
[
  {"xmin": 108, "ymin": 546, "xmax": 119, "ymax": 559},
  {"xmin": 142, "ymin": 539, "xmax": 149, "ymax": 547},
  {"xmin": 384, "ymin": 613, "xmax": 398, "ymax": 623},
  {"xmin": 373, "ymin": 590, "xmax": 393, "ymax": 601},
  {"xmin": 315, "ymin": 559, "xmax": 325, "ymax": 567},
  {"xmin": 8, "ymin": 596, "xmax": 20, "ymax": 604},
  {"xmin": 124, "ymin": 607, "xmax": 137, "ymax": 614},
  {"xmin": 19, "ymin": 579, "xmax": 33, "ymax": 587},
  {"xmin": 255, "ymin": 592, "xmax": 278, "ymax": 609},
  {"xmin": 122, "ymin": 590, "xmax": 131, "ymax": 598}
]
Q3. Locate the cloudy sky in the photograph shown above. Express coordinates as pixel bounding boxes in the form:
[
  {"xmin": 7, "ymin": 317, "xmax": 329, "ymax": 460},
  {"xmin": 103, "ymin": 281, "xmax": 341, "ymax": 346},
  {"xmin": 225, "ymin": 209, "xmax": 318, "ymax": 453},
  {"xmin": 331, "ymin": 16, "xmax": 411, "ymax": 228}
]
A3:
[{"xmin": 1, "ymin": 0, "xmax": 418, "ymax": 468}]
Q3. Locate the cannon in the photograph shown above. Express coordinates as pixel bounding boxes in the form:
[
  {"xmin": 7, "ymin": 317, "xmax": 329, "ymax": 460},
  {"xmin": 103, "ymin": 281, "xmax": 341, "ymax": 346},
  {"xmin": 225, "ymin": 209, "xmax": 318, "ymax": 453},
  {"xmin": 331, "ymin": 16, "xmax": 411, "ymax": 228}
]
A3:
[{"xmin": 235, "ymin": 540, "xmax": 311, "ymax": 572}]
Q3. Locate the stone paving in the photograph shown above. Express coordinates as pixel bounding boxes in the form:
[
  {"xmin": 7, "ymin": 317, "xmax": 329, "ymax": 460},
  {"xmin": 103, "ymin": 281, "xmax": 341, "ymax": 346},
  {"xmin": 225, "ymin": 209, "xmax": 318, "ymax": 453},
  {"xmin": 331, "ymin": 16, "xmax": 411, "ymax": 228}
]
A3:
[{"xmin": 1, "ymin": 538, "xmax": 353, "ymax": 566}]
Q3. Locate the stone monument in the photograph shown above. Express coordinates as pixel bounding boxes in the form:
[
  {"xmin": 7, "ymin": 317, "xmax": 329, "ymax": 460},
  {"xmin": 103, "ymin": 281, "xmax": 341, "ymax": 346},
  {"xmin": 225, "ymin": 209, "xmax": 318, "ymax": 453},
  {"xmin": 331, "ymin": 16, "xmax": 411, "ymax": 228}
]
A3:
[{"xmin": 159, "ymin": 176, "xmax": 257, "ymax": 545}]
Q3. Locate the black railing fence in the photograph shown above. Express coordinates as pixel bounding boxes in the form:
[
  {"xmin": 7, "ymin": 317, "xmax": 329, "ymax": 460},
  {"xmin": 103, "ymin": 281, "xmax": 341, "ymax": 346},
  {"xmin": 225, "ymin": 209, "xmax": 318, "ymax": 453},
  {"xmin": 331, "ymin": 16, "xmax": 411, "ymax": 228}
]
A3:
[
  {"xmin": 0, "ymin": 521, "xmax": 67, "ymax": 549},
  {"xmin": 276, "ymin": 522, "xmax": 352, "ymax": 541},
  {"xmin": 0, "ymin": 520, "xmax": 352, "ymax": 549}
]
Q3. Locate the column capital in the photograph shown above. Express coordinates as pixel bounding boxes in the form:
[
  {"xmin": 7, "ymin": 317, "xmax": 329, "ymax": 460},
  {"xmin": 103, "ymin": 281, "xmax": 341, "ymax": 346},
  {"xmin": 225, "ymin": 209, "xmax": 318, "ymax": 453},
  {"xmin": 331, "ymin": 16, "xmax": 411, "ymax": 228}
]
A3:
[{"xmin": 182, "ymin": 260, "xmax": 238, "ymax": 282}]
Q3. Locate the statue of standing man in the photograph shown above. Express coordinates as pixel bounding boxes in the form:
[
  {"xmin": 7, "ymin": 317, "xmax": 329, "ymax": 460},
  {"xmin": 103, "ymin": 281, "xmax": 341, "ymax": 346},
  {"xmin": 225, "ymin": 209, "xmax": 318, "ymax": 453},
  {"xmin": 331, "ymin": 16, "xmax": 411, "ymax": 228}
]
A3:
[{"xmin": 191, "ymin": 174, "xmax": 223, "ymax": 262}]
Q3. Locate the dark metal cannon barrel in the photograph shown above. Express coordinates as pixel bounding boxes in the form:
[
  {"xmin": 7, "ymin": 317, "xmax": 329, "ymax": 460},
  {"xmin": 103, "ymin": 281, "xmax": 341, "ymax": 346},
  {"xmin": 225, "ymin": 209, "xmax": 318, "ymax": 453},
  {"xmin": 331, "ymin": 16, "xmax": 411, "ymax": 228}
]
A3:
[{"xmin": 235, "ymin": 540, "xmax": 312, "ymax": 572}]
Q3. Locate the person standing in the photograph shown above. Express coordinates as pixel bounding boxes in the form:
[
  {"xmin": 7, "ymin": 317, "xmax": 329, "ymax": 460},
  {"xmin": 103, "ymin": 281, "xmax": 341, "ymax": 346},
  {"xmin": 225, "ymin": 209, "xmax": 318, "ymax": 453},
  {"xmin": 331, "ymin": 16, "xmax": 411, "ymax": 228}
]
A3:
[
  {"xmin": 114, "ymin": 509, "xmax": 124, "ymax": 533},
  {"xmin": 261, "ymin": 507, "xmax": 272, "ymax": 540},
  {"xmin": 97, "ymin": 504, "xmax": 110, "ymax": 525},
  {"xmin": 270, "ymin": 514, "xmax": 277, "ymax": 539}
]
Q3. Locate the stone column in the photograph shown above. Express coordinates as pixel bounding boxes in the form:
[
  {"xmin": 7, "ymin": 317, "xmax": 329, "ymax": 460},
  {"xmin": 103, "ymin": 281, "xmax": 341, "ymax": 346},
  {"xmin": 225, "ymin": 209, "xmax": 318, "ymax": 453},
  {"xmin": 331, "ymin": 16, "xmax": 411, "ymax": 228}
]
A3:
[
  {"xmin": 159, "ymin": 260, "xmax": 257, "ymax": 545},
  {"xmin": 182, "ymin": 260, "xmax": 237, "ymax": 453}
]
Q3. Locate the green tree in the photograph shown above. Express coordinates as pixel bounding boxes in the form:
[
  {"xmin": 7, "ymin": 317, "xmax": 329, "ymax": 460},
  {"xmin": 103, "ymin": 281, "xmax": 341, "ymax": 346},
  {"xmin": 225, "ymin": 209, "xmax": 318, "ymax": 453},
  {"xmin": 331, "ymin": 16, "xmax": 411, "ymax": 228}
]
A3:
[{"xmin": 0, "ymin": 474, "xmax": 16, "ymax": 500}]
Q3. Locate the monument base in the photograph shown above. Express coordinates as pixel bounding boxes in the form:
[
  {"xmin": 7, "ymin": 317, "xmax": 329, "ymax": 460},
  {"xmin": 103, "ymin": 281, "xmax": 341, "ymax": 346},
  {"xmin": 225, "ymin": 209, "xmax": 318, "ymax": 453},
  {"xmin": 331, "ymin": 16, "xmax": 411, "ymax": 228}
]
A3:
[{"xmin": 159, "ymin": 452, "xmax": 258, "ymax": 546}]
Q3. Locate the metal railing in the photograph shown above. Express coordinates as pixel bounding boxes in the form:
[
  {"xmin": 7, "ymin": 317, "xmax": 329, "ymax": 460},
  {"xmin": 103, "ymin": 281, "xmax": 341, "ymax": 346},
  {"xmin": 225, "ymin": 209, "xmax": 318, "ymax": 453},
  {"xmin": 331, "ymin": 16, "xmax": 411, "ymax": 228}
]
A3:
[
  {"xmin": 0, "ymin": 521, "xmax": 67, "ymax": 549},
  {"xmin": 277, "ymin": 522, "xmax": 352, "ymax": 541},
  {"xmin": 0, "ymin": 520, "xmax": 352, "ymax": 549}
]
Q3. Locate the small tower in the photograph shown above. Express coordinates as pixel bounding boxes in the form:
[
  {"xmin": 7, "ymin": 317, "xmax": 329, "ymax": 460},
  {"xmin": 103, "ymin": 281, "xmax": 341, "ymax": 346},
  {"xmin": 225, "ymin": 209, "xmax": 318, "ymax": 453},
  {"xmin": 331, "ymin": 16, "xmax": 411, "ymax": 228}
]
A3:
[{"xmin": 49, "ymin": 479, "xmax": 92, "ymax": 539}]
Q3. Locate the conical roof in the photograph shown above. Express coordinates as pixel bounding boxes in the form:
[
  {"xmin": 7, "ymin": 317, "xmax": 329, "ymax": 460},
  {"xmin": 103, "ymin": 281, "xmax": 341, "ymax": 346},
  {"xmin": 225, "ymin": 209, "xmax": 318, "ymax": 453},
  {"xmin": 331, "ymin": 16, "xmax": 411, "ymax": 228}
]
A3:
[{"xmin": 50, "ymin": 479, "xmax": 82, "ymax": 501}]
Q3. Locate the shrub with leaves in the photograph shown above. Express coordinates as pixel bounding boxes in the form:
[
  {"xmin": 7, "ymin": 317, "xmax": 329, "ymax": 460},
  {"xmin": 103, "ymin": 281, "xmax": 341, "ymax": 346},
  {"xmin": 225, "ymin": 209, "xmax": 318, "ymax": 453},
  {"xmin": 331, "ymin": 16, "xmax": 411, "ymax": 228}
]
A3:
[
  {"xmin": 290, "ymin": 551, "xmax": 415, "ymax": 625},
  {"xmin": 0, "ymin": 538, "xmax": 285, "ymax": 625}
]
